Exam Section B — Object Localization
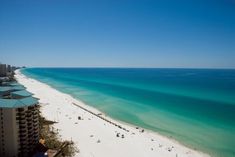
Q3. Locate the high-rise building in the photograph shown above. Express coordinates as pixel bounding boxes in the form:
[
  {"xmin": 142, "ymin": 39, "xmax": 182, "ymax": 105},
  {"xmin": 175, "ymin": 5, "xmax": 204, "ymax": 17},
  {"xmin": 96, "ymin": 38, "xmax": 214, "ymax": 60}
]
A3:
[
  {"xmin": 0, "ymin": 82, "xmax": 40, "ymax": 157},
  {"xmin": 0, "ymin": 64, "xmax": 7, "ymax": 77},
  {"xmin": 7, "ymin": 65, "xmax": 11, "ymax": 72}
]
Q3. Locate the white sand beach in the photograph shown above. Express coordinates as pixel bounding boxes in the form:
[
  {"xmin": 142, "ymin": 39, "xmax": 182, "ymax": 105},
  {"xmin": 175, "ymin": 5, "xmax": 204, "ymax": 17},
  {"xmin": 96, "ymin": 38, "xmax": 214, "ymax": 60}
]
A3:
[{"xmin": 15, "ymin": 70, "xmax": 209, "ymax": 157}]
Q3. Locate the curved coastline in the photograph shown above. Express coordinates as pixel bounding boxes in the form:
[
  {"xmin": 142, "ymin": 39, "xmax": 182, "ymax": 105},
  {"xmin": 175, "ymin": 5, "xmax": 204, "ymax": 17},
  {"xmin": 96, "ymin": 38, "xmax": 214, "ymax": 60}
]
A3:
[{"xmin": 15, "ymin": 69, "xmax": 209, "ymax": 157}]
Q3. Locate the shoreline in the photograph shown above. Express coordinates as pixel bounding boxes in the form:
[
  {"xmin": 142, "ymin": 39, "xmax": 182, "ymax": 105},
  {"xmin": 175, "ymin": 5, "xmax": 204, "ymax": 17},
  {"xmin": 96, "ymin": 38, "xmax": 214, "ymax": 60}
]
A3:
[{"xmin": 15, "ymin": 69, "xmax": 210, "ymax": 157}]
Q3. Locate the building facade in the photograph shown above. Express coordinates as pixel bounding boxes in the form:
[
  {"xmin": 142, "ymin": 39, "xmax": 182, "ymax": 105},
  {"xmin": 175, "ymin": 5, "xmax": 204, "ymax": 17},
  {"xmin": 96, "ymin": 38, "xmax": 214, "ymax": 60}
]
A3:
[
  {"xmin": 0, "ymin": 83, "xmax": 40, "ymax": 157},
  {"xmin": 0, "ymin": 64, "xmax": 7, "ymax": 77}
]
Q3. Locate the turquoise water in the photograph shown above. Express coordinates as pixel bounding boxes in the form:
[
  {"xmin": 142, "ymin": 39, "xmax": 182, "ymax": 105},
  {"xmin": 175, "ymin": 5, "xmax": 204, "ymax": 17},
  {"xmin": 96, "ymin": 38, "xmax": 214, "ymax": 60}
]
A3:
[{"xmin": 21, "ymin": 68, "xmax": 235, "ymax": 157}]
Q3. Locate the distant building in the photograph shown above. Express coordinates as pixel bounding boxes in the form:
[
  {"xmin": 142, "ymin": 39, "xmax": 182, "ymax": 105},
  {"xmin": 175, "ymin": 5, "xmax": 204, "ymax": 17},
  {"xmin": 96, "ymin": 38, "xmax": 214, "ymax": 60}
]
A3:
[
  {"xmin": 11, "ymin": 66, "xmax": 18, "ymax": 71},
  {"xmin": 7, "ymin": 65, "xmax": 11, "ymax": 72},
  {"xmin": 0, "ymin": 64, "xmax": 7, "ymax": 77},
  {"xmin": 0, "ymin": 82, "xmax": 40, "ymax": 157}
]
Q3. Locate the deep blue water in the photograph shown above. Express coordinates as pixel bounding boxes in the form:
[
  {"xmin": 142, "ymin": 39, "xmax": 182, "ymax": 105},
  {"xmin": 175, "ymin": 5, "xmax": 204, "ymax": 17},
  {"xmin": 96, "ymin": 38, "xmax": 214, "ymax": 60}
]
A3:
[{"xmin": 21, "ymin": 68, "xmax": 235, "ymax": 157}]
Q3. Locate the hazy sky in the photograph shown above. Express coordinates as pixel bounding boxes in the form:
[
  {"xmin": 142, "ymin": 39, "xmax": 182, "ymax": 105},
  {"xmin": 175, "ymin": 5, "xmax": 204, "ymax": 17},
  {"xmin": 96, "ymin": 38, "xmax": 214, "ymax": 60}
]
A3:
[{"xmin": 0, "ymin": 0, "xmax": 235, "ymax": 68}]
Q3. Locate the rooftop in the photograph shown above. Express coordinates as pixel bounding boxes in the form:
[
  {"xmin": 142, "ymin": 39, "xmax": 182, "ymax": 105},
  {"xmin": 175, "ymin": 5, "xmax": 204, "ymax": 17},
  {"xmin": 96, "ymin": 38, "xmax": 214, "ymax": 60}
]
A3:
[
  {"xmin": 0, "ymin": 86, "xmax": 26, "ymax": 96},
  {"xmin": 0, "ymin": 86, "xmax": 12, "ymax": 92},
  {"xmin": 11, "ymin": 90, "xmax": 33, "ymax": 97},
  {"xmin": 2, "ymin": 82, "xmax": 22, "ymax": 86},
  {"xmin": 0, "ymin": 79, "xmax": 38, "ymax": 108},
  {"xmin": 0, "ymin": 97, "xmax": 38, "ymax": 108}
]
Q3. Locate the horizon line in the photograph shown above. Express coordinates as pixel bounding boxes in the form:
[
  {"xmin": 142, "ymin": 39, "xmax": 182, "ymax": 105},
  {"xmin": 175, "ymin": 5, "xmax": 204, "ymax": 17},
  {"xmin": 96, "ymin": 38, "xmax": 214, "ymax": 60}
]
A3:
[{"xmin": 22, "ymin": 66, "xmax": 235, "ymax": 70}]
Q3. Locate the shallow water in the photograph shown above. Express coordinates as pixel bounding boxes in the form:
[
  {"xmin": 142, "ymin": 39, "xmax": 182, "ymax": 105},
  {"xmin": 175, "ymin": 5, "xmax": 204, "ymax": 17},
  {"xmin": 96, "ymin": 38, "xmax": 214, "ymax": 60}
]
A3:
[{"xmin": 21, "ymin": 68, "xmax": 235, "ymax": 157}]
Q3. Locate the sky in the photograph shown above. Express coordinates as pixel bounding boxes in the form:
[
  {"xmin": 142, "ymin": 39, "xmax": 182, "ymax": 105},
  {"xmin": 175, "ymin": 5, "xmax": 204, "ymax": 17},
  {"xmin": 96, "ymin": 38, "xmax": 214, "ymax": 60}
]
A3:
[{"xmin": 0, "ymin": 0, "xmax": 235, "ymax": 68}]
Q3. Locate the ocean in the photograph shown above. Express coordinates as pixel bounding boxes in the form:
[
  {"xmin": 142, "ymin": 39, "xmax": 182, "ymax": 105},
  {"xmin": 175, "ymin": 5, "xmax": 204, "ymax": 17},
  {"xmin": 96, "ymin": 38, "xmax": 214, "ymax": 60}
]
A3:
[{"xmin": 21, "ymin": 68, "xmax": 235, "ymax": 157}]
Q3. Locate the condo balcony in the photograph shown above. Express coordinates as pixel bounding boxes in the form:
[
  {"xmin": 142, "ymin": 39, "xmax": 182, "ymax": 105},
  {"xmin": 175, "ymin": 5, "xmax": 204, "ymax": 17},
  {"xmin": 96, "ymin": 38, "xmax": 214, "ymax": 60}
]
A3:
[
  {"xmin": 19, "ymin": 120, "xmax": 27, "ymax": 125},
  {"xmin": 33, "ymin": 118, "xmax": 38, "ymax": 123}
]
